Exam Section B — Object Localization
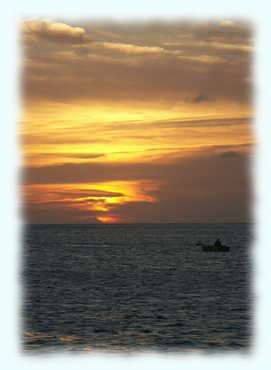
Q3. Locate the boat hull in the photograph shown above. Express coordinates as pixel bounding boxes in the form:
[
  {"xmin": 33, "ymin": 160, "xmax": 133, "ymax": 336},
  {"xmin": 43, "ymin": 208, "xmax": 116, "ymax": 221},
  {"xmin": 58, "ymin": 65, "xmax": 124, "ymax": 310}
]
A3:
[{"xmin": 202, "ymin": 245, "xmax": 230, "ymax": 252}]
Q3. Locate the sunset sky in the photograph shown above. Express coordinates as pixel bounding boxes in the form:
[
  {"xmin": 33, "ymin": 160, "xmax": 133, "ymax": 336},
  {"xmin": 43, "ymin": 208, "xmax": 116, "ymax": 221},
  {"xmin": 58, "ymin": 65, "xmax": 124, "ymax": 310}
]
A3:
[{"xmin": 21, "ymin": 19, "xmax": 253, "ymax": 223}]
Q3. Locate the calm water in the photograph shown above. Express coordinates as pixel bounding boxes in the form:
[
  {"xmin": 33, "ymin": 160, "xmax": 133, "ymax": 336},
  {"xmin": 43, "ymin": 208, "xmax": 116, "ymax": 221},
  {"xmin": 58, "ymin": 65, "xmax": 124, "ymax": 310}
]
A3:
[{"xmin": 22, "ymin": 224, "xmax": 251, "ymax": 353}]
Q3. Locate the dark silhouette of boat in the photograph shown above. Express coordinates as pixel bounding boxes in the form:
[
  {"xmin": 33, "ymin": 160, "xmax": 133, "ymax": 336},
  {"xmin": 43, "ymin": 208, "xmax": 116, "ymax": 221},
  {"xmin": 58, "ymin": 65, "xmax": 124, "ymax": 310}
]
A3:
[{"xmin": 196, "ymin": 239, "xmax": 230, "ymax": 252}]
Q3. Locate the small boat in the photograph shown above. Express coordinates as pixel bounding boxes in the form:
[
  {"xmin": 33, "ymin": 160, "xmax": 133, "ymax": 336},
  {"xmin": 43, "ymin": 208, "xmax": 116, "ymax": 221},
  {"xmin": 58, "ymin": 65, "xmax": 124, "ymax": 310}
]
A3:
[{"xmin": 196, "ymin": 241, "xmax": 230, "ymax": 252}]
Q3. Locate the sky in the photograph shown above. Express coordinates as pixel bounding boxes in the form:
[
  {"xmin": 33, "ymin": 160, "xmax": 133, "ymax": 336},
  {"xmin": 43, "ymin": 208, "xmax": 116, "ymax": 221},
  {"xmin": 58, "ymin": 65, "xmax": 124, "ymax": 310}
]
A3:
[{"xmin": 21, "ymin": 19, "xmax": 253, "ymax": 223}]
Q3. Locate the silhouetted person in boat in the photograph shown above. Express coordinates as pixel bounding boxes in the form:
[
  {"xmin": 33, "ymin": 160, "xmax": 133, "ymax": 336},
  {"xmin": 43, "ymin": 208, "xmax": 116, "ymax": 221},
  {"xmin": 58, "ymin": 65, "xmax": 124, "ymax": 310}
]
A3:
[{"xmin": 214, "ymin": 238, "xmax": 222, "ymax": 247}]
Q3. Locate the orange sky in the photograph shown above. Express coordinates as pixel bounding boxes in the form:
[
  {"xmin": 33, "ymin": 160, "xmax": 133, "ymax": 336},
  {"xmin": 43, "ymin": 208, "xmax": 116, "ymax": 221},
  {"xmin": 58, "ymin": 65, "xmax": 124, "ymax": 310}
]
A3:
[{"xmin": 21, "ymin": 20, "xmax": 253, "ymax": 223}]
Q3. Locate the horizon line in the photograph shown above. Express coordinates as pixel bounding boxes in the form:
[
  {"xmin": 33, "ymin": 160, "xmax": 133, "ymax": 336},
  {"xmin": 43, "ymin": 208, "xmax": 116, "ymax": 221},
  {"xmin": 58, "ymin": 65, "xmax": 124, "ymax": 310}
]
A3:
[{"xmin": 24, "ymin": 221, "xmax": 251, "ymax": 225}]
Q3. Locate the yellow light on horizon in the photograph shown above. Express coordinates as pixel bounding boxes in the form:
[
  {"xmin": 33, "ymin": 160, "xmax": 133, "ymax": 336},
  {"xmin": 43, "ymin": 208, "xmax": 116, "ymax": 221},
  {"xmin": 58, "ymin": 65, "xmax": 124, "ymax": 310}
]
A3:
[{"xmin": 23, "ymin": 180, "xmax": 161, "ymax": 222}]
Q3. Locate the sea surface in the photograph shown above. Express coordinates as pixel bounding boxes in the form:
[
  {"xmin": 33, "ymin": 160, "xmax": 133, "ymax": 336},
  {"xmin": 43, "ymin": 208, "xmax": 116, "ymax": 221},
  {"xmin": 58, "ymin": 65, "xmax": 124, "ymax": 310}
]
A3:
[{"xmin": 22, "ymin": 223, "xmax": 252, "ymax": 353}]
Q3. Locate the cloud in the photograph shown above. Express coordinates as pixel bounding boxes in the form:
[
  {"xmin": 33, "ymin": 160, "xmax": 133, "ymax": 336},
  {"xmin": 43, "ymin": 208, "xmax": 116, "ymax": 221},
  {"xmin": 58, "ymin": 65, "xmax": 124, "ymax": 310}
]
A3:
[
  {"xmin": 32, "ymin": 152, "xmax": 105, "ymax": 160},
  {"xmin": 50, "ymin": 189, "xmax": 124, "ymax": 198},
  {"xmin": 22, "ymin": 144, "xmax": 250, "ymax": 185},
  {"xmin": 219, "ymin": 150, "xmax": 241, "ymax": 158},
  {"xmin": 22, "ymin": 21, "xmax": 252, "ymax": 104},
  {"xmin": 22, "ymin": 144, "xmax": 251, "ymax": 223},
  {"xmin": 98, "ymin": 42, "xmax": 164, "ymax": 54},
  {"xmin": 22, "ymin": 19, "xmax": 86, "ymax": 44},
  {"xmin": 185, "ymin": 93, "xmax": 210, "ymax": 104},
  {"xmin": 24, "ymin": 187, "xmax": 124, "ymax": 201},
  {"xmin": 23, "ymin": 202, "xmax": 99, "ymax": 224},
  {"xmin": 219, "ymin": 20, "xmax": 235, "ymax": 28},
  {"xmin": 23, "ymin": 37, "xmax": 251, "ymax": 103}
]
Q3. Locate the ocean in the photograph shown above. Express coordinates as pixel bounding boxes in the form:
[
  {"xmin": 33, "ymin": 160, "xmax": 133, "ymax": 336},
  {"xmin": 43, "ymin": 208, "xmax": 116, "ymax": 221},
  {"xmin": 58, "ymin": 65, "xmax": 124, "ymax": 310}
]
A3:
[{"xmin": 22, "ymin": 223, "xmax": 251, "ymax": 353}]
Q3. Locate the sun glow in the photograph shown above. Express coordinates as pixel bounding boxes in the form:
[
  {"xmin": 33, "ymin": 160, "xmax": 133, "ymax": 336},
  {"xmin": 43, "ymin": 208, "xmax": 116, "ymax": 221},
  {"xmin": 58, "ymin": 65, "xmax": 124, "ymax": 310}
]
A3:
[
  {"xmin": 96, "ymin": 215, "xmax": 122, "ymax": 224},
  {"xmin": 23, "ymin": 180, "xmax": 161, "ymax": 223}
]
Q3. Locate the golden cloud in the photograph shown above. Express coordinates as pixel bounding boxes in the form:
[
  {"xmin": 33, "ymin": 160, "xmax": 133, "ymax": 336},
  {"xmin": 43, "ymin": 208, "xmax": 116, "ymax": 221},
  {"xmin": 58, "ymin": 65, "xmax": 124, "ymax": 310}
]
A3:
[
  {"xmin": 22, "ymin": 19, "xmax": 86, "ymax": 43},
  {"xmin": 98, "ymin": 42, "xmax": 164, "ymax": 54}
]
